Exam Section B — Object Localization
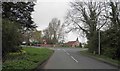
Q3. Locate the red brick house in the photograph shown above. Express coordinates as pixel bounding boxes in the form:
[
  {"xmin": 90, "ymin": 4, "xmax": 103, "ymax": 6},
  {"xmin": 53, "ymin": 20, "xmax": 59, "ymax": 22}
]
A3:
[{"xmin": 65, "ymin": 38, "xmax": 80, "ymax": 47}]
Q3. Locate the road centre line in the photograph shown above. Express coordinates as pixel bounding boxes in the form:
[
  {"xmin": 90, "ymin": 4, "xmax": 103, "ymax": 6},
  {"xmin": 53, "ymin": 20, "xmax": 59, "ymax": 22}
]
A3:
[
  {"xmin": 62, "ymin": 49, "xmax": 70, "ymax": 55},
  {"xmin": 62, "ymin": 49, "xmax": 78, "ymax": 63},
  {"xmin": 63, "ymin": 49, "xmax": 66, "ymax": 52},
  {"xmin": 66, "ymin": 52, "xmax": 70, "ymax": 55},
  {"xmin": 63, "ymin": 49, "xmax": 70, "ymax": 55},
  {"xmin": 71, "ymin": 56, "xmax": 78, "ymax": 63}
]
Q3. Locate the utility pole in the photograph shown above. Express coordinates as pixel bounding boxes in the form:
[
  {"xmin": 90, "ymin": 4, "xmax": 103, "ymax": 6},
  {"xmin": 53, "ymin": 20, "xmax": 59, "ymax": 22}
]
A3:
[{"xmin": 98, "ymin": 29, "xmax": 101, "ymax": 55}]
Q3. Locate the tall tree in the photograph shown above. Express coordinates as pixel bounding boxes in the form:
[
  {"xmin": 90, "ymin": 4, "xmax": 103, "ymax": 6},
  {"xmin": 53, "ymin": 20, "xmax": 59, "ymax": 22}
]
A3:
[
  {"xmin": 2, "ymin": 2, "xmax": 36, "ymax": 61},
  {"xmin": 43, "ymin": 18, "xmax": 65, "ymax": 44},
  {"xmin": 2, "ymin": 2, "xmax": 36, "ymax": 30},
  {"xmin": 65, "ymin": 1, "xmax": 105, "ymax": 53},
  {"xmin": 101, "ymin": 2, "xmax": 120, "ymax": 59}
]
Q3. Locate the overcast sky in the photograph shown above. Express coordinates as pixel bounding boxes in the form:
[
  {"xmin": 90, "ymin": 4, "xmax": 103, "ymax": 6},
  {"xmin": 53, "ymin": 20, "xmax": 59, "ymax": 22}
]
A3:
[{"xmin": 31, "ymin": 0, "xmax": 87, "ymax": 43}]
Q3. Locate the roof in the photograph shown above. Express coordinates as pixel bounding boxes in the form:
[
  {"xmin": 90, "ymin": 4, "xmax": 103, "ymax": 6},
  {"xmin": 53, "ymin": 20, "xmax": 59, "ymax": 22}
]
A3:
[{"xmin": 65, "ymin": 41, "xmax": 77, "ymax": 45}]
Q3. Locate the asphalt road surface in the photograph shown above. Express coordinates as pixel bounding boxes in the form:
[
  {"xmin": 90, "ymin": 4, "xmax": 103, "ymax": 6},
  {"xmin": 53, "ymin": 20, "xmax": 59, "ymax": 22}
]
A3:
[{"xmin": 41, "ymin": 48, "xmax": 118, "ymax": 69}]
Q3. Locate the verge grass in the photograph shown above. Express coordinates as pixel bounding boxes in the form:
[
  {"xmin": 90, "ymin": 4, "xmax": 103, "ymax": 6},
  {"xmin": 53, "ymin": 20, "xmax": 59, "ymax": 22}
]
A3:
[
  {"xmin": 80, "ymin": 50, "xmax": 120, "ymax": 67},
  {"xmin": 2, "ymin": 47, "xmax": 54, "ymax": 71}
]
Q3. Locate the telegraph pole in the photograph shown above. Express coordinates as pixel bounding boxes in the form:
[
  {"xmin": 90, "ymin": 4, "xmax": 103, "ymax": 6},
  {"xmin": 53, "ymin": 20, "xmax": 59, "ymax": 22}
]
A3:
[{"xmin": 98, "ymin": 29, "xmax": 101, "ymax": 55}]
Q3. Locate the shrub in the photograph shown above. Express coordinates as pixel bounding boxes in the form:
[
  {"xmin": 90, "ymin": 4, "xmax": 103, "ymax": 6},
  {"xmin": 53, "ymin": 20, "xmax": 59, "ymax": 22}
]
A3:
[
  {"xmin": 103, "ymin": 47, "xmax": 117, "ymax": 59},
  {"xmin": 2, "ymin": 19, "xmax": 22, "ymax": 62}
]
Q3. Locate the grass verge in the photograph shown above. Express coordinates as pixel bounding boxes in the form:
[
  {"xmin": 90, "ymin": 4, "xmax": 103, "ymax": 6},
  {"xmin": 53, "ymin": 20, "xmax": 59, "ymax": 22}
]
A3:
[
  {"xmin": 2, "ymin": 47, "xmax": 54, "ymax": 71},
  {"xmin": 80, "ymin": 50, "xmax": 120, "ymax": 68}
]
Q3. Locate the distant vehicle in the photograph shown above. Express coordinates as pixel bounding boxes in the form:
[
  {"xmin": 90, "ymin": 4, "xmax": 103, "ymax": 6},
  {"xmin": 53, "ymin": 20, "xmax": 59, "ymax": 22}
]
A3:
[{"xmin": 22, "ymin": 41, "xmax": 26, "ymax": 45}]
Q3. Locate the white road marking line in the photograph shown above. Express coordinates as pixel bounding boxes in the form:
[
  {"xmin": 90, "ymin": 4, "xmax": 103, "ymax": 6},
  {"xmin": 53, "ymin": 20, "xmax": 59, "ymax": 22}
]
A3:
[
  {"xmin": 63, "ymin": 49, "xmax": 66, "ymax": 52},
  {"xmin": 71, "ymin": 56, "xmax": 78, "ymax": 63},
  {"xmin": 57, "ymin": 49, "xmax": 60, "ymax": 50},
  {"xmin": 63, "ymin": 49, "xmax": 70, "ymax": 55},
  {"xmin": 63, "ymin": 49, "xmax": 78, "ymax": 63},
  {"xmin": 66, "ymin": 52, "xmax": 70, "ymax": 55}
]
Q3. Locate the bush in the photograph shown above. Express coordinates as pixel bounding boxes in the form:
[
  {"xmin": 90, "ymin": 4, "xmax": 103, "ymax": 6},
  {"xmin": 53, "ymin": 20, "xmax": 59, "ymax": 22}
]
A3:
[
  {"xmin": 83, "ymin": 44, "xmax": 89, "ymax": 48},
  {"xmin": 103, "ymin": 47, "xmax": 117, "ymax": 59},
  {"xmin": 2, "ymin": 19, "xmax": 22, "ymax": 61}
]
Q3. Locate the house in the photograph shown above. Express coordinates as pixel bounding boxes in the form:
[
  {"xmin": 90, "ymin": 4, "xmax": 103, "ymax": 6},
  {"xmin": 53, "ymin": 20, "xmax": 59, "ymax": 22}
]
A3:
[{"xmin": 65, "ymin": 38, "xmax": 80, "ymax": 47}]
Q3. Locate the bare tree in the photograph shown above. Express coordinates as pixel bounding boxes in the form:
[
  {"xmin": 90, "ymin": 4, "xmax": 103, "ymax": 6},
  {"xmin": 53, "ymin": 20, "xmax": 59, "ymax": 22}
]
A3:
[
  {"xmin": 65, "ymin": 1, "xmax": 106, "ymax": 53},
  {"xmin": 43, "ymin": 18, "xmax": 65, "ymax": 44}
]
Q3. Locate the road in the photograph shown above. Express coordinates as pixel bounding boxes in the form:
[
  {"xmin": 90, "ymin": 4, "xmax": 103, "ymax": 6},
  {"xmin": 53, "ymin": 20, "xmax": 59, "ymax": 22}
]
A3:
[{"xmin": 41, "ymin": 48, "xmax": 118, "ymax": 69}]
